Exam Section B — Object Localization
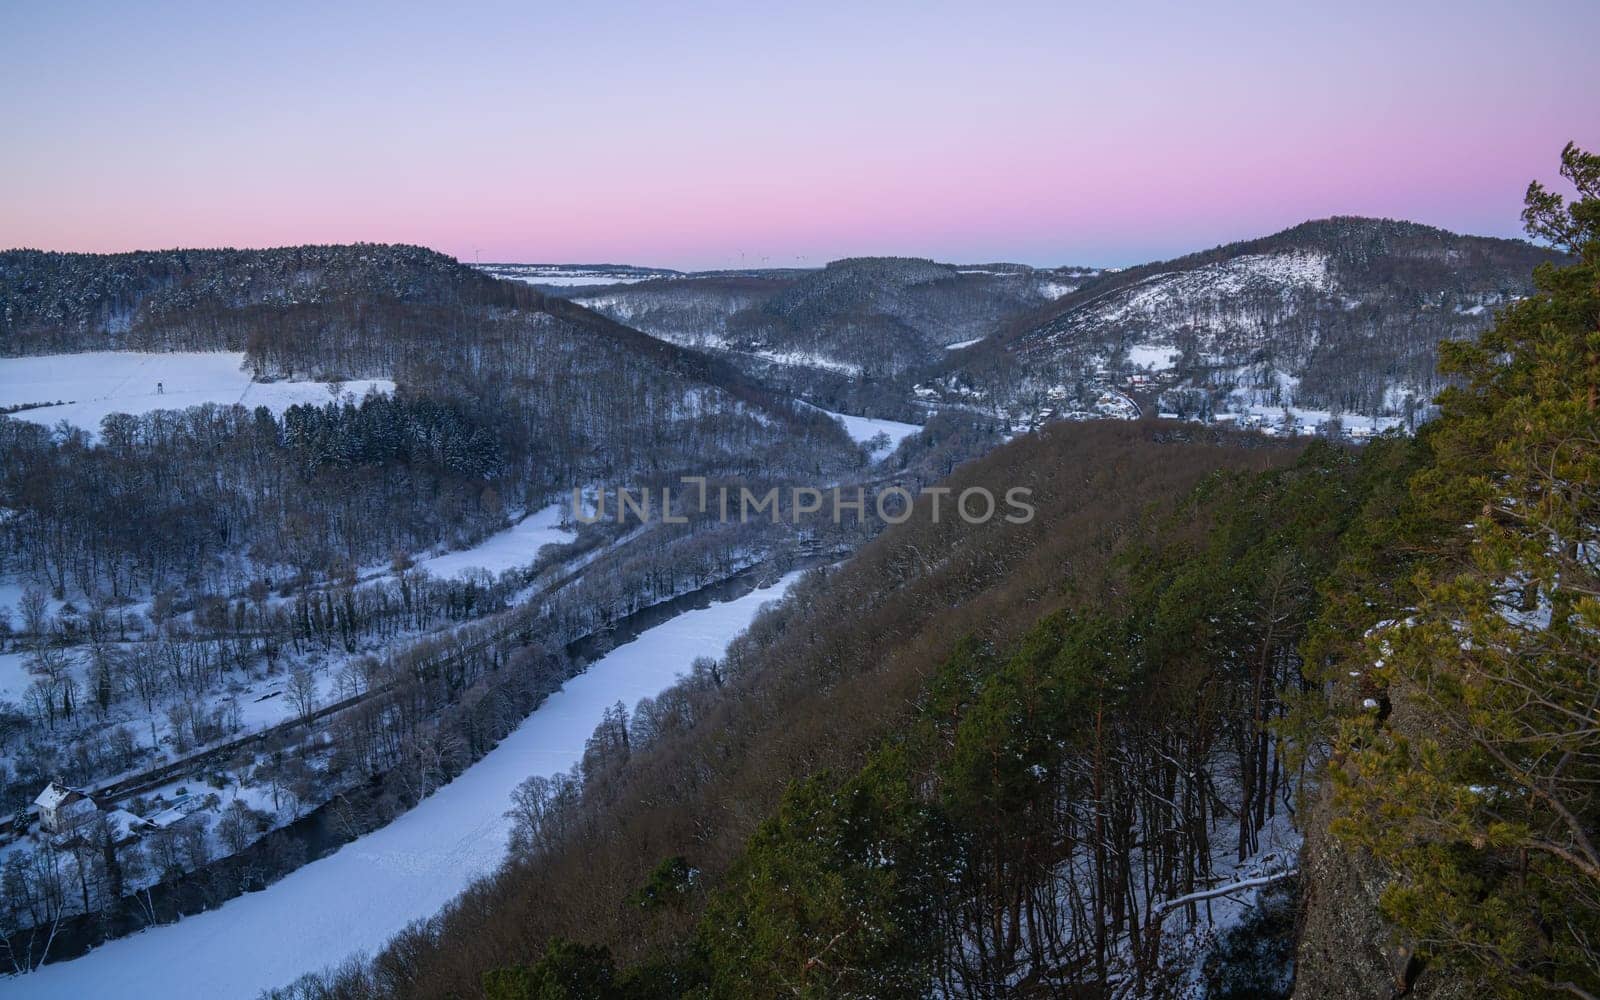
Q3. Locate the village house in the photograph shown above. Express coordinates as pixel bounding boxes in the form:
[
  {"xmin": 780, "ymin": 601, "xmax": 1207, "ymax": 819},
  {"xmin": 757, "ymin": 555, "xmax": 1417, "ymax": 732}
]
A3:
[{"xmin": 33, "ymin": 780, "xmax": 97, "ymax": 834}]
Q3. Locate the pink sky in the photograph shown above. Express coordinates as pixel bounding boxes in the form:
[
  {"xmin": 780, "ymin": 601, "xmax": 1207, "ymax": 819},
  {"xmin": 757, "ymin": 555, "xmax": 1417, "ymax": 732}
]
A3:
[{"xmin": 2, "ymin": 1, "xmax": 1595, "ymax": 269}]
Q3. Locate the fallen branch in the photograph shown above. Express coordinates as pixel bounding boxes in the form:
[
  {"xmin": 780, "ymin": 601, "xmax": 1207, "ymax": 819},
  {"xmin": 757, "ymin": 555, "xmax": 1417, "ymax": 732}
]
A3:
[{"xmin": 1151, "ymin": 869, "xmax": 1299, "ymax": 917}]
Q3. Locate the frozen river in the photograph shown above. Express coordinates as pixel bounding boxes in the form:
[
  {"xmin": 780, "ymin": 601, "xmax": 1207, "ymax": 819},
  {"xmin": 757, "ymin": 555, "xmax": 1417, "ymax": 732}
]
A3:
[{"xmin": 5, "ymin": 571, "xmax": 801, "ymax": 999}]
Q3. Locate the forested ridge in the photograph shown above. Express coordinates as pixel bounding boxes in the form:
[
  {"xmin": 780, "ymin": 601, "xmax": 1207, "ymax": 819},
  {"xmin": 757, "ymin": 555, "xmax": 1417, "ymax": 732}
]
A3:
[
  {"xmin": 567, "ymin": 257, "xmax": 1087, "ymax": 416},
  {"xmin": 929, "ymin": 216, "xmax": 1565, "ymax": 428},
  {"xmin": 270, "ymin": 422, "xmax": 1317, "ymax": 998},
  {"xmin": 558, "ymin": 218, "xmax": 1563, "ymax": 432},
  {"xmin": 0, "ymin": 243, "xmax": 873, "ymax": 603},
  {"xmin": 0, "ymin": 239, "xmax": 946, "ymax": 957},
  {"xmin": 264, "ymin": 147, "xmax": 1599, "ymax": 1000}
]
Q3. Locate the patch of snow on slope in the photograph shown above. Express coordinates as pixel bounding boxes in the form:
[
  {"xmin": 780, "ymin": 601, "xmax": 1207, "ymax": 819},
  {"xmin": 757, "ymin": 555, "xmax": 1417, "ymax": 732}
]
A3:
[
  {"xmin": 0, "ymin": 352, "xmax": 392, "ymax": 436},
  {"xmin": 1151, "ymin": 804, "xmax": 1302, "ymax": 999},
  {"xmin": 476, "ymin": 265, "xmax": 674, "ymax": 288},
  {"xmin": 1088, "ymin": 252, "xmax": 1332, "ymax": 331},
  {"xmin": 569, "ymin": 293, "xmax": 633, "ymax": 316},
  {"xmin": 4, "ymin": 572, "xmax": 804, "ymax": 1000},
  {"xmin": 0, "ymin": 651, "xmax": 34, "ymax": 703},
  {"xmin": 748, "ymin": 349, "xmax": 862, "ymax": 377},
  {"xmin": 1127, "ymin": 344, "xmax": 1181, "ymax": 370},
  {"xmin": 944, "ymin": 337, "xmax": 986, "ymax": 351},
  {"xmin": 807, "ymin": 405, "xmax": 921, "ymax": 461},
  {"xmin": 415, "ymin": 504, "xmax": 575, "ymax": 580}
]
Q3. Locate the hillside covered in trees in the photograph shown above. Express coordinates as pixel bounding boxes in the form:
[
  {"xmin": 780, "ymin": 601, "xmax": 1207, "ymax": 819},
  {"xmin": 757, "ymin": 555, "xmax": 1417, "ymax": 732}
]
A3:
[
  {"xmin": 924, "ymin": 216, "xmax": 1563, "ymax": 430},
  {"xmin": 565, "ymin": 257, "xmax": 1091, "ymax": 416},
  {"xmin": 264, "ymin": 146, "xmax": 1598, "ymax": 1000},
  {"xmin": 0, "ymin": 245, "xmax": 877, "ymax": 601},
  {"xmin": 530, "ymin": 217, "xmax": 1561, "ymax": 436},
  {"xmin": 0, "ymin": 242, "xmax": 972, "ymax": 965}
]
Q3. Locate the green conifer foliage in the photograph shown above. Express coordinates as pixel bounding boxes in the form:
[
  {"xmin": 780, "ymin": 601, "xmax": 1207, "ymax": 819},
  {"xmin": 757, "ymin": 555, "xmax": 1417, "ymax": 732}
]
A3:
[{"xmin": 1331, "ymin": 144, "xmax": 1600, "ymax": 999}]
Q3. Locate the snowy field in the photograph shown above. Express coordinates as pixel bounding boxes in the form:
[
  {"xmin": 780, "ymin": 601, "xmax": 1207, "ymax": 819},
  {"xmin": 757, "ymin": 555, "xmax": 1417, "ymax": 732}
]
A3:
[
  {"xmin": 474, "ymin": 264, "xmax": 677, "ymax": 288},
  {"xmin": 0, "ymin": 352, "xmax": 392, "ymax": 435},
  {"xmin": 809, "ymin": 405, "xmax": 921, "ymax": 461},
  {"xmin": 495, "ymin": 274, "xmax": 658, "ymax": 287},
  {"xmin": 414, "ymin": 504, "xmax": 575, "ymax": 580},
  {"xmin": 0, "ymin": 650, "xmax": 33, "ymax": 703},
  {"xmin": 750, "ymin": 348, "xmax": 863, "ymax": 377},
  {"xmin": 6, "ymin": 571, "xmax": 802, "ymax": 1000},
  {"xmin": 1127, "ymin": 344, "xmax": 1181, "ymax": 370}
]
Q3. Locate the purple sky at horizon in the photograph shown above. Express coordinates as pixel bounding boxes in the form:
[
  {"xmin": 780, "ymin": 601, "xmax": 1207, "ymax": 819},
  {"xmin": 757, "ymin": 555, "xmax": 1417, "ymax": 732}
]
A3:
[{"xmin": 3, "ymin": 1, "xmax": 1596, "ymax": 270}]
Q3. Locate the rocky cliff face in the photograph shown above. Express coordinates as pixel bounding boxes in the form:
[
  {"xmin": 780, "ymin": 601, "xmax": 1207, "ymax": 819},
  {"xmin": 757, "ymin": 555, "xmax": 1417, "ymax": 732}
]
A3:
[
  {"xmin": 1295, "ymin": 787, "xmax": 1450, "ymax": 999},
  {"xmin": 1293, "ymin": 682, "xmax": 1484, "ymax": 1000}
]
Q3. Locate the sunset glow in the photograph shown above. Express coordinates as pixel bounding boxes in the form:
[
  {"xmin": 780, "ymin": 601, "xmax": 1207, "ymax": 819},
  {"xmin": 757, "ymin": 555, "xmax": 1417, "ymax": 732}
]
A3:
[{"xmin": 4, "ymin": 0, "xmax": 1596, "ymax": 267}]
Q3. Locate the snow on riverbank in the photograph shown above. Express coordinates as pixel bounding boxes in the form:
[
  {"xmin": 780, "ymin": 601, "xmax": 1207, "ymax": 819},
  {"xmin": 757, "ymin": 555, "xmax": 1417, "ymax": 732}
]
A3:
[
  {"xmin": 5, "ymin": 571, "xmax": 802, "ymax": 1000},
  {"xmin": 0, "ymin": 352, "xmax": 392, "ymax": 435}
]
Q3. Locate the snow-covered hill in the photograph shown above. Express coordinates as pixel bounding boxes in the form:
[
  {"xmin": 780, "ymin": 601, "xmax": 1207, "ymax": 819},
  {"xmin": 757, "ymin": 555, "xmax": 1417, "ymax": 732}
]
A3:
[{"xmin": 928, "ymin": 217, "xmax": 1562, "ymax": 431}]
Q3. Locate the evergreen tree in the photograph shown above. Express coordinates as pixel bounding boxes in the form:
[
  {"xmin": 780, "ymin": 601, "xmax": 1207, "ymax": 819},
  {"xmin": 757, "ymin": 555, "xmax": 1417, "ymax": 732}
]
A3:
[
  {"xmin": 699, "ymin": 758, "xmax": 942, "ymax": 1000},
  {"xmin": 1331, "ymin": 144, "xmax": 1600, "ymax": 998}
]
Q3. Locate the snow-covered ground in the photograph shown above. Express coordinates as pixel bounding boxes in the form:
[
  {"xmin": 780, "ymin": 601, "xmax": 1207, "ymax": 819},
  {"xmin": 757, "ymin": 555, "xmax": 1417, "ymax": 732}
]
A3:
[
  {"xmin": 0, "ymin": 352, "xmax": 392, "ymax": 436},
  {"xmin": 750, "ymin": 348, "xmax": 863, "ymax": 377},
  {"xmin": 1225, "ymin": 388, "xmax": 1406, "ymax": 437},
  {"xmin": 0, "ymin": 650, "xmax": 33, "ymax": 703},
  {"xmin": 474, "ymin": 264, "xmax": 677, "ymax": 288},
  {"xmin": 5, "ymin": 570, "xmax": 802, "ymax": 1000},
  {"xmin": 1127, "ymin": 344, "xmax": 1181, "ymax": 370},
  {"xmin": 1144, "ymin": 797, "xmax": 1302, "ymax": 999},
  {"xmin": 808, "ymin": 405, "xmax": 921, "ymax": 461},
  {"xmin": 413, "ymin": 504, "xmax": 575, "ymax": 581},
  {"xmin": 1074, "ymin": 252, "xmax": 1332, "ymax": 336}
]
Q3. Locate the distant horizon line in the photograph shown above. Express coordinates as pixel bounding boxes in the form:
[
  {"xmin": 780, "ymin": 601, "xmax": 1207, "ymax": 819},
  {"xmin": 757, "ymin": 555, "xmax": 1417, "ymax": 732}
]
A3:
[{"xmin": 0, "ymin": 211, "xmax": 1546, "ymax": 274}]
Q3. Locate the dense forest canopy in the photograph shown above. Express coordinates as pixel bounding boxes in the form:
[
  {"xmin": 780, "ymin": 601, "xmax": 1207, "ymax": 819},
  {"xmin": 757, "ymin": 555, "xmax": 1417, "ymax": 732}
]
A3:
[{"xmin": 259, "ymin": 146, "xmax": 1600, "ymax": 1000}]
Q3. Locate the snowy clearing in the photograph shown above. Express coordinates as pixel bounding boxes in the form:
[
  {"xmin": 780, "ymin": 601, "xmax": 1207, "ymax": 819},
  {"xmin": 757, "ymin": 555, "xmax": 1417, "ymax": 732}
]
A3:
[
  {"xmin": 0, "ymin": 650, "xmax": 33, "ymax": 703},
  {"xmin": 474, "ymin": 265, "xmax": 677, "ymax": 288},
  {"xmin": 0, "ymin": 352, "xmax": 392, "ymax": 435},
  {"xmin": 1127, "ymin": 344, "xmax": 1181, "ymax": 371},
  {"xmin": 807, "ymin": 405, "xmax": 921, "ymax": 461},
  {"xmin": 5, "ymin": 571, "xmax": 802, "ymax": 1000},
  {"xmin": 748, "ymin": 348, "xmax": 862, "ymax": 377},
  {"xmin": 414, "ymin": 504, "xmax": 575, "ymax": 580},
  {"xmin": 944, "ymin": 337, "xmax": 986, "ymax": 351}
]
